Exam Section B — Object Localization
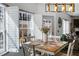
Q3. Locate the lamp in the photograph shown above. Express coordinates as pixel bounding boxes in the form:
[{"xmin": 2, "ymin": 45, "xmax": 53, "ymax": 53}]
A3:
[
  {"xmin": 54, "ymin": 3, "xmax": 58, "ymax": 12},
  {"xmin": 62, "ymin": 3, "xmax": 66, "ymax": 13},
  {"xmin": 69, "ymin": 3, "xmax": 74, "ymax": 12},
  {"xmin": 46, "ymin": 3, "xmax": 74, "ymax": 13},
  {"xmin": 48, "ymin": 3, "xmax": 50, "ymax": 12}
]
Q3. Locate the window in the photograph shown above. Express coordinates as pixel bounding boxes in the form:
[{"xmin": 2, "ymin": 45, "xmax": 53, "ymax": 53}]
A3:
[{"xmin": 45, "ymin": 3, "xmax": 75, "ymax": 12}]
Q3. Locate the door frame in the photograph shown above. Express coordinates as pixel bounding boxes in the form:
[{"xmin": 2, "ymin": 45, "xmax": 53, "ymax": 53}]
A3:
[{"xmin": 0, "ymin": 4, "xmax": 8, "ymax": 55}]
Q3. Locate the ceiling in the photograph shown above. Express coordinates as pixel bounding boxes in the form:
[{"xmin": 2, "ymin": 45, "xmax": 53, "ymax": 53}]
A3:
[{"xmin": 6, "ymin": 3, "xmax": 79, "ymax": 16}]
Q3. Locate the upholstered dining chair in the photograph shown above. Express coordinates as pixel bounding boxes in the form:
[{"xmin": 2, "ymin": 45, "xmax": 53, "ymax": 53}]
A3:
[
  {"xmin": 22, "ymin": 42, "xmax": 33, "ymax": 56},
  {"xmin": 22, "ymin": 42, "xmax": 41, "ymax": 56},
  {"xmin": 56, "ymin": 39, "xmax": 76, "ymax": 56}
]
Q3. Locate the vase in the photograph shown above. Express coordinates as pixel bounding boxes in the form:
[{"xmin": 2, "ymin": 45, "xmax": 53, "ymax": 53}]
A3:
[{"xmin": 43, "ymin": 33, "xmax": 48, "ymax": 44}]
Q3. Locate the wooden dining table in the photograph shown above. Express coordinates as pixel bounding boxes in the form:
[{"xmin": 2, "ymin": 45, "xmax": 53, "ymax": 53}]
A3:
[
  {"xmin": 28, "ymin": 40, "xmax": 68, "ymax": 56},
  {"xmin": 34, "ymin": 41, "xmax": 68, "ymax": 56},
  {"xmin": 29, "ymin": 40, "xmax": 43, "ymax": 56}
]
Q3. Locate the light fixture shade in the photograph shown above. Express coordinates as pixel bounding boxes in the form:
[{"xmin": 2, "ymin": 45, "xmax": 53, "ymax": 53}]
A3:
[
  {"xmin": 48, "ymin": 3, "xmax": 50, "ymax": 12},
  {"xmin": 62, "ymin": 3, "xmax": 66, "ymax": 13},
  {"xmin": 45, "ymin": 3, "xmax": 74, "ymax": 13},
  {"xmin": 54, "ymin": 3, "xmax": 58, "ymax": 12},
  {"xmin": 72, "ymin": 3, "xmax": 74, "ymax": 12},
  {"xmin": 69, "ymin": 3, "xmax": 74, "ymax": 12}
]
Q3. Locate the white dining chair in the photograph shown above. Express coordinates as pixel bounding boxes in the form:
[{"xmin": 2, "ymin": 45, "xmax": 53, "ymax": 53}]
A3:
[
  {"xmin": 67, "ymin": 39, "xmax": 75, "ymax": 56},
  {"xmin": 48, "ymin": 35, "xmax": 61, "ymax": 42},
  {"xmin": 56, "ymin": 39, "xmax": 76, "ymax": 56}
]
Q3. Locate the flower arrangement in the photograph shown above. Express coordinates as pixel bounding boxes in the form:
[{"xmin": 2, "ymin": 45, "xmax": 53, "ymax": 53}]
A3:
[
  {"xmin": 41, "ymin": 26, "xmax": 49, "ymax": 34},
  {"xmin": 41, "ymin": 26, "xmax": 49, "ymax": 43}
]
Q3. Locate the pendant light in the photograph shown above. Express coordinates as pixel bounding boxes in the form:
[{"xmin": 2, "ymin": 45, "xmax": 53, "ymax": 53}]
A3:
[
  {"xmin": 54, "ymin": 3, "xmax": 58, "ymax": 12},
  {"xmin": 48, "ymin": 3, "xmax": 50, "ymax": 12},
  {"xmin": 69, "ymin": 3, "xmax": 74, "ymax": 12},
  {"xmin": 62, "ymin": 3, "xmax": 66, "ymax": 13}
]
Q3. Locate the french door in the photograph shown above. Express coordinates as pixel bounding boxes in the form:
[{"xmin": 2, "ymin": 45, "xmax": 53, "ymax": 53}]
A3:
[
  {"xmin": 0, "ymin": 4, "xmax": 6, "ymax": 54},
  {"xmin": 62, "ymin": 19, "xmax": 70, "ymax": 34}
]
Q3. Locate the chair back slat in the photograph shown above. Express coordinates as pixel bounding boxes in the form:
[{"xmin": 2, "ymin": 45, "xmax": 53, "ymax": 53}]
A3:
[
  {"xmin": 48, "ymin": 35, "xmax": 60, "ymax": 42},
  {"xmin": 67, "ymin": 39, "xmax": 75, "ymax": 56},
  {"xmin": 22, "ymin": 43, "xmax": 33, "ymax": 56}
]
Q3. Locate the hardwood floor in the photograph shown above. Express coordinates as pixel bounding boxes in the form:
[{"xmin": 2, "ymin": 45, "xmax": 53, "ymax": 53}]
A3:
[
  {"xmin": 73, "ymin": 51, "xmax": 79, "ymax": 56},
  {"xmin": 3, "ymin": 47, "xmax": 79, "ymax": 56},
  {"xmin": 60, "ymin": 50, "xmax": 79, "ymax": 56}
]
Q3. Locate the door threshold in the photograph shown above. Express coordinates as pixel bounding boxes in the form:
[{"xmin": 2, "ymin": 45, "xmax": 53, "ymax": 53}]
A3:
[{"xmin": 0, "ymin": 51, "xmax": 8, "ymax": 56}]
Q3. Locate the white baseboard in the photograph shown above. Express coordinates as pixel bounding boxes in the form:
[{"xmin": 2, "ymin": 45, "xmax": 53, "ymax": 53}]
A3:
[
  {"xmin": 8, "ymin": 48, "xmax": 19, "ymax": 52},
  {"xmin": 0, "ymin": 51, "xmax": 8, "ymax": 56}
]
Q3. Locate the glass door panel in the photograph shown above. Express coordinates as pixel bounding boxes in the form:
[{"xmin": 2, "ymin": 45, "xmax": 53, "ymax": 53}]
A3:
[{"xmin": 0, "ymin": 5, "xmax": 6, "ymax": 54}]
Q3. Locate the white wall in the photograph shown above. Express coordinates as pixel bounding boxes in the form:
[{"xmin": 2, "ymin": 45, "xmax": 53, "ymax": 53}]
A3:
[
  {"xmin": 33, "ymin": 14, "xmax": 42, "ymax": 40},
  {"xmin": 7, "ymin": 3, "xmax": 38, "ymax": 13},
  {"xmin": 6, "ymin": 6, "xmax": 19, "ymax": 52}
]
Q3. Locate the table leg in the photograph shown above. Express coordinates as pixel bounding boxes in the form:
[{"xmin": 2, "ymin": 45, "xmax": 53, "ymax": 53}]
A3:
[{"xmin": 33, "ymin": 45, "xmax": 35, "ymax": 56}]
